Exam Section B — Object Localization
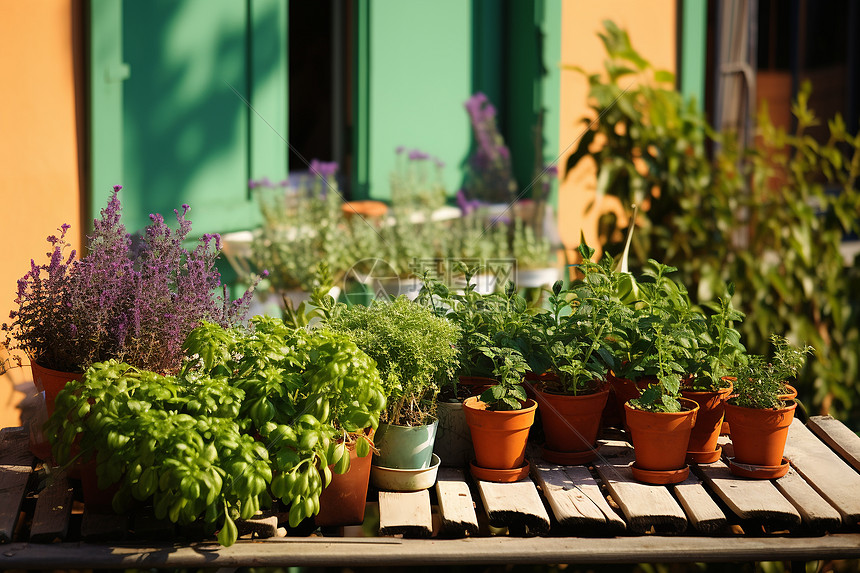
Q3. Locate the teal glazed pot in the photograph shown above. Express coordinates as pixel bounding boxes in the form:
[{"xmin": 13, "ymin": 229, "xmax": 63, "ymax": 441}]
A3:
[{"xmin": 373, "ymin": 418, "xmax": 439, "ymax": 469}]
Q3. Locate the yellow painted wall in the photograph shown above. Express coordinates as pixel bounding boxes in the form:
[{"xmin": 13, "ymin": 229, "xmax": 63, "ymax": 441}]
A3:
[
  {"xmin": 0, "ymin": 1, "xmax": 83, "ymax": 427},
  {"xmin": 557, "ymin": 0, "xmax": 677, "ymax": 261}
]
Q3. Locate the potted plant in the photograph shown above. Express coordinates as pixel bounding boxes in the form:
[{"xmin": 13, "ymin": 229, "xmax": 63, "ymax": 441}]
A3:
[
  {"xmin": 529, "ymin": 246, "xmax": 627, "ymax": 465},
  {"xmin": 724, "ymin": 335, "xmax": 812, "ymax": 478},
  {"xmin": 462, "ymin": 344, "xmax": 537, "ymax": 482},
  {"xmin": 47, "ymin": 310, "xmax": 387, "ymax": 544},
  {"xmin": 250, "ymin": 163, "xmax": 347, "ymax": 311},
  {"xmin": 323, "ymin": 296, "xmax": 459, "ymax": 489},
  {"xmin": 2, "ymin": 186, "xmax": 256, "ymax": 455},
  {"xmin": 680, "ymin": 284, "xmax": 747, "ymax": 463},
  {"xmin": 613, "ymin": 259, "xmax": 702, "ymax": 484},
  {"xmin": 418, "ymin": 273, "xmax": 541, "ymax": 468}
]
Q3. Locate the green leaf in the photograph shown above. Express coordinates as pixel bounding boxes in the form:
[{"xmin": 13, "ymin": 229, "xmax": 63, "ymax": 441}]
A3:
[{"xmin": 217, "ymin": 514, "xmax": 238, "ymax": 547}]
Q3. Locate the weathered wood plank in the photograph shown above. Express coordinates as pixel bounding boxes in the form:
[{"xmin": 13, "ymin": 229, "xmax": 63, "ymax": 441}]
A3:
[
  {"xmin": 593, "ymin": 440, "xmax": 687, "ymax": 534},
  {"xmin": 696, "ymin": 459, "xmax": 801, "ymax": 530},
  {"xmin": 3, "ymin": 534, "xmax": 860, "ymax": 568},
  {"xmin": 784, "ymin": 418, "xmax": 860, "ymax": 525},
  {"xmin": 476, "ymin": 478, "xmax": 550, "ymax": 536},
  {"xmin": 0, "ymin": 428, "xmax": 34, "ymax": 542},
  {"xmin": 435, "ymin": 468, "xmax": 478, "ymax": 537},
  {"xmin": 774, "ymin": 467, "xmax": 842, "ymax": 533},
  {"xmin": 378, "ymin": 490, "xmax": 432, "ymax": 538},
  {"xmin": 530, "ymin": 460, "xmax": 625, "ymax": 533},
  {"xmin": 673, "ymin": 474, "xmax": 728, "ymax": 534},
  {"xmin": 807, "ymin": 415, "xmax": 860, "ymax": 473},
  {"xmin": 29, "ymin": 468, "xmax": 74, "ymax": 542}
]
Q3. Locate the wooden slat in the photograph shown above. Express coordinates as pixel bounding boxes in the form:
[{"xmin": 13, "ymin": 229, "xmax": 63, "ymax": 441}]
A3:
[
  {"xmin": 476, "ymin": 478, "xmax": 550, "ymax": 536},
  {"xmin": 774, "ymin": 467, "xmax": 841, "ymax": 533},
  {"xmin": 673, "ymin": 474, "xmax": 728, "ymax": 534},
  {"xmin": 530, "ymin": 460, "xmax": 625, "ymax": 533},
  {"xmin": 0, "ymin": 428, "xmax": 34, "ymax": 542},
  {"xmin": 29, "ymin": 468, "xmax": 74, "ymax": 542},
  {"xmin": 378, "ymin": 490, "xmax": 433, "ymax": 538},
  {"xmin": 807, "ymin": 415, "xmax": 860, "ymax": 473},
  {"xmin": 593, "ymin": 441, "xmax": 687, "ymax": 534},
  {"xmin": 696, "ymin": 459, "xmax": 801, "ymax": 530},
  {"xmin": 435, "ymin": 468, "xmax": 478, "ymax": 537},
  {"xmin": 783, "ymin": 418, "xmax": 860, "ymax": 525}
]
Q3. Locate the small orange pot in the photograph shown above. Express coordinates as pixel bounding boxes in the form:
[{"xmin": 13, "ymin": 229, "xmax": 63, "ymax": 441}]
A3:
[
  {"xmin": 463, "ymin": 397, "xmax": 537, "ymax": 470},
  {"xmin": 724, "ymin": 401, "xmax": 796, "ymax": 467},
  {"xmin": 779, "ymin": 384, "xmax": 798, "ymax": 401},
  {"xmin": 536, "ymin": 386, "xmax": 609, "ymax": 453},
  {"xmin": 624, "ymin": 399, "xmax": 699, "ymax": 472},
  {"xmin": 316, "ymin": 430, "xmax": 373, "ymax": 527},
  {"xmin": 681, "ymin": 379, "xmax": 733, "ymax": 454}
]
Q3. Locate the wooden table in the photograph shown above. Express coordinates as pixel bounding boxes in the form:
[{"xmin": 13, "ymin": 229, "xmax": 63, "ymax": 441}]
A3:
[{"xmin": 2, "ymin": 416, "xmax": 859, "ymax": 569}]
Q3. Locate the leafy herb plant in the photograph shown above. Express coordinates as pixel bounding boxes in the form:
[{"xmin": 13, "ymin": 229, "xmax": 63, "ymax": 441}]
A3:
[{"xmin": 730, "ymin": 335, "xmax": 813, "ymax": 409}]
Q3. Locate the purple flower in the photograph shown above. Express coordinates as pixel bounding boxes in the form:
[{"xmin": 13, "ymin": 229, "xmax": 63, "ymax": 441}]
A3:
[
  {"xmin": 408, "ymin": 149, "xmax": 429, "ymax": 161},
  {"xmin": 248, "ymin": 179, "xmax": 259, "ymax": 189},
  {"xmin": 395, "ymin": 145, "xmax": 405, "ymax": 154},
  {"xmin": 113, "ymin": 184, "xmax": 123, "ymax": 192}
]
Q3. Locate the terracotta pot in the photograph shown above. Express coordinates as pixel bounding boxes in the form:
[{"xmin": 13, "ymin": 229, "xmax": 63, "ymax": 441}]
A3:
[
  {"xmin": 624, "ymin": 398, "xmax": 699, "ymax": 472},
  {"xmin": 779, "ymin": 384, "xmax": 798, "ymax": 401},
  {"xmin": 681, "ymin": 379, "xmax": 733, "ymax": 455},
  {"xmin": 462, "ymin": 397, "xmax": 537, "ymax": 470},
  {"xmin": 536, "ymin": 386, "xmax": 609, "ymax": 454},
  {"xmin": 724, "ymin": 401, "xmax": 797, "ymax": 467},
  {"xmin": 341, "ymin": 200, "xmax": 388, "ymax": 219},
  {"xmin": 31, "ymin": 362, "xmax": 83, "ymax": 417},
  {"xmin": 605, "ymin": 374, "xmax": 654, "ymax": 427},
  {"xmin": 79, "ymin": 456, "xmax": 120, "ymax": 513},
  {"xmin": 315, "ymin": 431, "xmax": 373, "ymax": 526}
]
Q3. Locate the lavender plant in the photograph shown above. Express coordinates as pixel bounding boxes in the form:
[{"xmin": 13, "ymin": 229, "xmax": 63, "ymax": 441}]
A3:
[
  {"xmin": 2, "ymin": 185, "xmax": 256, "ymax": 375},
  {"xmin": 461, "ymin": 92, "xmax": 518, "ymax": 204}
]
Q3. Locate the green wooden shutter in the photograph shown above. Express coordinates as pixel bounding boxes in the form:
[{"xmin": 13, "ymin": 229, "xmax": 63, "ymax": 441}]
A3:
[{"xmin": 90, "ymin": 0, "xmax": 288, "ymax": 235}]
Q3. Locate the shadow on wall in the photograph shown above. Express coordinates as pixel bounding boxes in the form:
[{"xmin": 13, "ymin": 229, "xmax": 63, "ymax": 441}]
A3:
[{"xmin": 117, "ymin": 0, "xmax": 285, "ymax": 234}]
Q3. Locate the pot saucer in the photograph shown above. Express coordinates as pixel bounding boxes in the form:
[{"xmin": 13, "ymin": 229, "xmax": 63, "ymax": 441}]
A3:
[
  {"xmin": 470, "ymin": 460, "xmax": 530, "ymax": 483},
  {"xmin": 727, "ymin": 456, "xmax": 790, "ymax": 479},
  {"xmin": 541, "ymin": 446, "xmax": 598, "ymax": 466},
  {"xmin": 686, "ymin": 447, "xmax": 723, "ymax": 465},
  {"xmin": 630, "ymin": 463, "xmax": 689, "ymax": 485}
]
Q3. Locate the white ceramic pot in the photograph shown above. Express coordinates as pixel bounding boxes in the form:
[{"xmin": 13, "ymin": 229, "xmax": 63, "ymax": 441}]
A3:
[
  {"xmin": 370, "ymin": 454, "xmax": 441, "ymax": 492},
  {"xmin": 515, "ymin": 267, "xmax": 558, "ymax": 288}
]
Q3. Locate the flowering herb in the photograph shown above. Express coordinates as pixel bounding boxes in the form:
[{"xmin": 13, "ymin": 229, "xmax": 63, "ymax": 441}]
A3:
[
  {"xmin": 2, "ymin": 185, "xmax": 256, "ymax": 375},
  {"xmin": 390, "ymin": 147, "xmax": 447, "ymax": 212},
  {"xmin": 461, "ymin": 92, "xmax": 517, "ymax": 204}
]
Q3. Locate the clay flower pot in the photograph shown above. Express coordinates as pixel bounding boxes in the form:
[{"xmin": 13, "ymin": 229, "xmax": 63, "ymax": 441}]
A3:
[
  {"xmin": 536, "ymin": 385, "xmax": 609, "ymax": 465},
  {"xmin": 31, "ymin": 362, "xmax": 83, "ymax": 417},
  {"xmin": 315, "ymin": 430, "xmax": 374, "ymax": 526},
  {"xmin": 681, "ymin": 379, "xmax": 733, "ymax": 463},
  {"xmin": 624, "ymin": 398, "xmax": 699, "ymax": 483},
  {"xmin": 462, "ymin": 397, "xmax": 537, "ymax": 471},
  {"xmin": 724, "ymin": 401, "xmax": 796, "ymax": 468}
]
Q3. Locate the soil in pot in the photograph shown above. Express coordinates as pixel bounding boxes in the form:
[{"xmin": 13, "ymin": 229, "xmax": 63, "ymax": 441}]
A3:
[
  {"xmin": 462, "ymin": 397, "xmax": 537, "ymax": 471},
  {"xmin": 681, "ymin": 378, "xmax": 733, "ymax": 463},
  {"xmin": 373, "ymin": 419, "xmax": 438, "ymax": 470},
  {"xmin": 724, "ymin": 401, "xmax": 796, "ymax": 468},
  {"xmin": 536, "ymin": 384, "xmax": 608, "ymax": 464},
  {"xmin": 624, "ymin": 398, "xmax": 698, "ymax": 477},
  {"xmin": 315, "ymin": 430, "xmax": 374, "ymax": 527}
]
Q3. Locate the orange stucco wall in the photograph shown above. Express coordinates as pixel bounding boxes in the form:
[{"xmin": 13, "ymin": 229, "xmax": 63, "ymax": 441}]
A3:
[
  {"xmin": 557, "ymin": 0, "xmax": 677, "ymax": 261},
  {"xmin": 0, "ymin": 1, "xmax": 83, "ymax": 427}
]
